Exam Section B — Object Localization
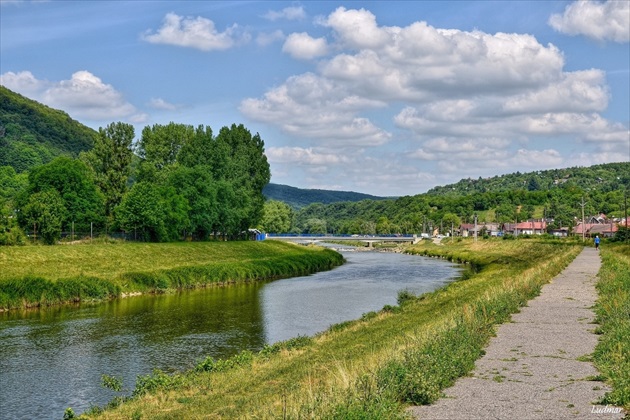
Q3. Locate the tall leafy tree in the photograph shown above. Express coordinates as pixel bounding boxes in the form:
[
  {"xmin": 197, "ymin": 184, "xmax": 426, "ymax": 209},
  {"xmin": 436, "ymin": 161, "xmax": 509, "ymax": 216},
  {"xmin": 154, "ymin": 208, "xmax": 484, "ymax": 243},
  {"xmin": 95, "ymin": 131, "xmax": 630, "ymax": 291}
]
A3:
[
  {"xmin": 83, "ymin": 122, "xmax": 134, "ymax": 218},
  {"xmin": 20, "ymin": 157, "xmax": 104, "ymax": 232},
  {"xmin": 214, "ymin": 124, "xmax": 270, "ymax": 230},
  {"xmin": 136, "ymin": 123, "xmax": 194, "ymax": 182},
  {"xmin": 115, "ymin": 182, "xmax": 189, "ymax": 242},
  {"xmin": 167, "ymin": 165, "xmax": 218, "ymax": 240},
  {"xmin": 21, "ymin": 189, "xmax": 67, "ymax": 244}
]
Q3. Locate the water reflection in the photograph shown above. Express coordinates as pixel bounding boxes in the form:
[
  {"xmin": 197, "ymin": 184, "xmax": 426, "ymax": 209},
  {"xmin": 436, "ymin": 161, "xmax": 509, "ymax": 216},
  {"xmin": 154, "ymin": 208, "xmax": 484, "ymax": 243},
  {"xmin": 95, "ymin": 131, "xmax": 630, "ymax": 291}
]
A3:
[{"xmin": 0, "ymin": 250, "xmax": 460, "ymax": 420}]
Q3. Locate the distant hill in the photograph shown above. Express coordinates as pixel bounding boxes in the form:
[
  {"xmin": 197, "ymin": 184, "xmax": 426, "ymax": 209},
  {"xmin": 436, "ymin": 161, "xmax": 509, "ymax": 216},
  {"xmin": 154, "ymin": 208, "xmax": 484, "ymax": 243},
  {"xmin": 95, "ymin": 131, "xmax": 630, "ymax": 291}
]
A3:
[
  {"xmin": 426, "ymin": 162, "xmax": 629, "ymax": 197},
  {"xmin": 0, "ymin": 86, "xmax": 97, "ymax": 172},
  {"xmin": 263, "ymin": 183, "xmax": 389, "ymax": 209}
]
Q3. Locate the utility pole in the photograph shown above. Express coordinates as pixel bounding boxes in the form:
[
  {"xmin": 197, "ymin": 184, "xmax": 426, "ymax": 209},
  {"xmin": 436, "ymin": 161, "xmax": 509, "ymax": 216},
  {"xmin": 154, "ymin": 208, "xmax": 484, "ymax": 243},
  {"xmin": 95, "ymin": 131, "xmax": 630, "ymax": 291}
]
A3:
[
  {"xmin": 474, "ymin": 214, "xmax": 478, "ymax": 242},
  {"xmin": 580, "ymin": 196, "xmax": 586, "ymax": 243}
]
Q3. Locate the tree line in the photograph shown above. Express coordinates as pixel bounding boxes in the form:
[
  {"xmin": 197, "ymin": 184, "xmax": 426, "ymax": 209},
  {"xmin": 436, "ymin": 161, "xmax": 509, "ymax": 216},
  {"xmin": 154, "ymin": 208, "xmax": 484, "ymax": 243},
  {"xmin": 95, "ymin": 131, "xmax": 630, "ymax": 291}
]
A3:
[
  {"xmin": 0, "ymin": 122, "xmax": 270, "ymax": 244},
  {"xmin": 261, "ymin": 162, "xmax": 630, "ymax": 235}
]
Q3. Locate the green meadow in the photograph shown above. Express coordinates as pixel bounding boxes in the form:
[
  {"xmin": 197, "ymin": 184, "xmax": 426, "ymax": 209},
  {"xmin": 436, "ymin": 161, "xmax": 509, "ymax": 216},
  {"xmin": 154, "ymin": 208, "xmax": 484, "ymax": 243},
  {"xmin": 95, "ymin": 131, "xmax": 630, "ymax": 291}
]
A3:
[
  {"xmin": 0, "ymin": 240, "xmax": 344, "ymax": 311},
  {"xmin": 80, "ymin": 239, "xmax": 622, "ymax": 419}
]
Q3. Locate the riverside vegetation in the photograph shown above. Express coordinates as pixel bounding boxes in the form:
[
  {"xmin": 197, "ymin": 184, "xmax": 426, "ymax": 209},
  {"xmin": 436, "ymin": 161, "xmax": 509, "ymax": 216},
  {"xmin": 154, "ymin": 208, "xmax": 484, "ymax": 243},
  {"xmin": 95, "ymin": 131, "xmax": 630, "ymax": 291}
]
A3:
[
  {"xmin": 593, "ymin": 243, "xmax": 630, "ymax": 412},
  {"xmin": 67, "ymin": 238, "xmax": 630, "ymax": 419},
  {"xmin": 0, "ymin": 240, "xmax": 343, "ymax": 311}
]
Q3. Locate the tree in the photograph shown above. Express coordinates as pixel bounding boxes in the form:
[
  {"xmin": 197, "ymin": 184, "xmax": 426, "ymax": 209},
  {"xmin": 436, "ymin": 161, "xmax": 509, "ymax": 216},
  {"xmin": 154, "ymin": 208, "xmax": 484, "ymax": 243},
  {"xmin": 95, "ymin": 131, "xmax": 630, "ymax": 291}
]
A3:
[
  {"xmin": 115, "ymin": 182, "xmax": 189, "ymax": 242},
  {"xmin": 21, "ymin": 189, "xmax": 67, "ymax": 244},
  {"xmin": 136, "ymin": 123, "xmax": 194, "ymax": 182},
  {"xmin": 83, "ymin": 122, "xmax": 134, "ymax": 218},
  {"xmin": 214, "ymin": 124, "xmax": 270, "ymax": 230},
  {"xmin": 22, "ymin": 157, "xmax": 104, "ymax": 232},
  {"xmin": 442, "ymin": 213, "xmax": 461, "ymax": 234},
  {"xmin": 167, "ymin": 165, "xmax": 218, "ymax": 240},
  {"xmin": 261, "ymin": 200, "xmax": 293, "ymax": 233}
]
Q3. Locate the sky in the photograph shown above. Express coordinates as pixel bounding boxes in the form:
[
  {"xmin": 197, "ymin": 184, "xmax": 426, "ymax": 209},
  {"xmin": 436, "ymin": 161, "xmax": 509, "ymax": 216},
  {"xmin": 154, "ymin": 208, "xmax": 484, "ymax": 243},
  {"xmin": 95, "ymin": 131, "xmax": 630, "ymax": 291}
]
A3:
[{"xmin": 1, "ymin": 0, "xmax": 629, "ymax": 197}]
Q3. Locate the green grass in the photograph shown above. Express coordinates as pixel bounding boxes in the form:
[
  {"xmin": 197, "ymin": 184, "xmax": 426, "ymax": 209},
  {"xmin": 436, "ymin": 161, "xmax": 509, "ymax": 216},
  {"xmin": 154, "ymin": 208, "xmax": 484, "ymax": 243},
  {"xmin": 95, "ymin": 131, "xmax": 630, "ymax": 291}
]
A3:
[
  {"xmin": 82, "ymin": 238, "xmax": 583, "ymax": 419},
  {"xmin": 593, "ymin": 243, "xmax": 630, "ymax": 411},
  {"xmin": 0, "ymin": 240, "xmax": 344, "ymax": 311}
]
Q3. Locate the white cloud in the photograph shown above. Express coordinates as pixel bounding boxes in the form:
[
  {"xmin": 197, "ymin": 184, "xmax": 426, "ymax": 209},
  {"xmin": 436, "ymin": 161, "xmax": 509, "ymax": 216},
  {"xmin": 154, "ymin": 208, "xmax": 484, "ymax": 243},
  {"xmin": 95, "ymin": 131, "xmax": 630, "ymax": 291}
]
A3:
[
  {"xmin": 322, "ymin": 7, "xmax": 391, "ymax": 50},
  {"xmin": 502, "ymin": 70, "xmax": 609, "ymax": 114},
  {"xmin": 148, "ymin": 97, "xmax": 178, "ymax": 110},
  {"xmin": 143, "ymin": 12, "xmax": 249, "ymax": 51},
  {"xmin": 240, "ymin": 72, "xmax": 390, "ymax": 147},
  {"xmin": 266, "ymin": 146, "xmax": 349, "ymax": 165},
  {"xmin": 549, "ymin": 0, "xmax": 630, "ymax": 43},
  {"xmin": 241, "ymin": 7, "xmax": 628, "ymax": 194},
  {"xmin": 282, "ymin": 32, "xmax": 329, "ymax": 59},
  {"xmin": 262, "ymin": 6, "xmax": 306, "ymax": 21},
  {"xmin": 0, "ymin": 70, "xmax": 46, "ymax": 96},
  {"xmin": 1, "ymin": 70, "xmax": 144, "ymax": 122},
  {"xmin": 256, "ymin": 30, "xmax": 285, "ymax": 47}
]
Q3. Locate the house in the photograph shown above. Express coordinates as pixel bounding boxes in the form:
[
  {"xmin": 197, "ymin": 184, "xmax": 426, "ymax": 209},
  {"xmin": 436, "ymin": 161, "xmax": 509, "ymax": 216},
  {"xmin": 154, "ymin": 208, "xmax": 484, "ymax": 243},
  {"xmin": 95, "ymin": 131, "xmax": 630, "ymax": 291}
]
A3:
[
  {"xmin": 550, "ymin": 227, "xmax": 569, "ymax": 237},
  {"xmin": 459, "ymin": 223, "xmax": 500, "ymax": 237},
  {"xmin": 503, "ymin": 220, "xmax": 547, "ymax": 235},
  {"xmin": 573, "ymin": 223, "xmax": 598, "ymax": 237},
  {"xmin": 588, "ymin": 223, "xmax": 618, "ymax": 238},
  {"xmin": 587, "ymin": 213, "xmax": 608, "ymax": 224}
]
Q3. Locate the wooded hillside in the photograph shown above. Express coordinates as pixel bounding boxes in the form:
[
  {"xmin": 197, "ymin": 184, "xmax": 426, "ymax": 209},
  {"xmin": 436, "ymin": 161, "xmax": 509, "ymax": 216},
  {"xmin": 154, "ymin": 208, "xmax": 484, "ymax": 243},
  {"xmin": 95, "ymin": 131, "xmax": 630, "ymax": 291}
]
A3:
[
  {"xmin": 263, "ymin": 183, "xmax": 388, "ymax": 209},
  {"xmin": 289, "ymin": 162, "xmax": 629, "ymax": 235},
  {"xmin": 0, "ymin": 86, "xmax": 97, "ymax": 172}
]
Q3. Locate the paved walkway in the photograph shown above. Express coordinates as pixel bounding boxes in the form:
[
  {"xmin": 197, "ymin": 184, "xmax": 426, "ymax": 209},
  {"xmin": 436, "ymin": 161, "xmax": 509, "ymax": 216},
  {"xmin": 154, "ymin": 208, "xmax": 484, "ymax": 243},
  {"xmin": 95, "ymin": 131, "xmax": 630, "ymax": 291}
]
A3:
[{"xmin": 410, "ymin": 247, "xmax": 626, "ymax": 419}]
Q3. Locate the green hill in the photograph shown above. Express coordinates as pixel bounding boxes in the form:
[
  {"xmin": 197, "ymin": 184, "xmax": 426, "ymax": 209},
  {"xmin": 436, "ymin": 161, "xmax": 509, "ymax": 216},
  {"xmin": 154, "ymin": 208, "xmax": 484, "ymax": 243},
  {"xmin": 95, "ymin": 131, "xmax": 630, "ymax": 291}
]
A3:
[
  {"xmin": 263, "ymin": 182, "xmax": 389, "ymax": 209},
  {"xmin": 291, "ymin": 162, "xmax": 630, "ymax": 234},
  {"xmin": 426, "ymin": 163, "xmax": 629, "ymax": 197},
  {"xmin": 0, "ymin": 86, "xmax": 97, "ymax": 172}
]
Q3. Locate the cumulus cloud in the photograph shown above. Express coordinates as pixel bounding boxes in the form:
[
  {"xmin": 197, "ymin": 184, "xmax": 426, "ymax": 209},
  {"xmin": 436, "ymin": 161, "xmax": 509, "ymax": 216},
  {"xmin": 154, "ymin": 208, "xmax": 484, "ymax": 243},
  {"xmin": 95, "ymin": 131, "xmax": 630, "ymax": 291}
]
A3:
[
  {"xmin": 266, "ymin": 146, "xmax": 349, "ymax": 165},
  {"xmin": 240, "ymin": 72, "xmax": 390, "ymax": 147},
  {"xmin": 256, "ymin": 30, "xmax": 285, "ymax": 47},
  {"xmin": 282, "ymin": 32, "xmax": 329, "ymax": 59},
  {"xmin": 241, "ymin": 6, "xmax": 628, "ymax": 193},
  {"xmin": 549, "ymin": 0, "xmax": 630, "ymax": 43},
  {"xmin": 1, "ymin": 70, "xmax": 144, "ymax": 122},
  {"xmin": 143, "ymin": 12, "xmax": 250, "ymax": 51},
  {"xmin": 0, "ymin": 70, "xmax": 46, "ymax": 96},
  {"xmin": 262, "ymin": 6, "xmax": 306, "ymax": 21}
]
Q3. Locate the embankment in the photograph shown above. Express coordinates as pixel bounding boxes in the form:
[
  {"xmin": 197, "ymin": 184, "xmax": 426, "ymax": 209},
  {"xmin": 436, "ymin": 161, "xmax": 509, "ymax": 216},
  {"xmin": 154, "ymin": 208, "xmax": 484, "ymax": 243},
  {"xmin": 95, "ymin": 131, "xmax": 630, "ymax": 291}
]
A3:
[{"xmin": 0, "ymin": 240, "xmax": 344, "ymax": 311}]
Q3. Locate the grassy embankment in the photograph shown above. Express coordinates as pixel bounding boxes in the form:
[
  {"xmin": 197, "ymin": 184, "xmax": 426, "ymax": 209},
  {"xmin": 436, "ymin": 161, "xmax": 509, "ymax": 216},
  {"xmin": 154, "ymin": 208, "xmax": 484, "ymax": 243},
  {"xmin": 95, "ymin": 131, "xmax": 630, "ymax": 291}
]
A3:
[
  {"xmin": 0, "ymin": 240, "xmax": 344, "ymax": 311},
  {"xmin": 83, "ymin": 239, "xmax": 585, "ymax": 419},
  {"xmin": 593, "ymin": 243, "xmax": 630, "ymax": 412}
]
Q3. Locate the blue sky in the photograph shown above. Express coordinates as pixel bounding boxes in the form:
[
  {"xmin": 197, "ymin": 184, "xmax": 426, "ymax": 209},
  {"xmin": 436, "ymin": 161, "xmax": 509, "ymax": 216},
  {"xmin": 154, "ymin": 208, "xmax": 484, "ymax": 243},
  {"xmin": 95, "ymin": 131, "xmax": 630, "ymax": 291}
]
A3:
[{"xmin": 1, "ymin": 0, "xmax": 628, "ymax": 196}]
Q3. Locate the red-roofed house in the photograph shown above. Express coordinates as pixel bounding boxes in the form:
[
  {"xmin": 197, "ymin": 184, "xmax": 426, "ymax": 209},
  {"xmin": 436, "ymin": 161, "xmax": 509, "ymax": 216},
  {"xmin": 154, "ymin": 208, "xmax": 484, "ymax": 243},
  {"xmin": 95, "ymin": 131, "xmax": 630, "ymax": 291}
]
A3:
[{"xmin": 504, "ymin": 220, "xmax": 547, "ymax": 235}]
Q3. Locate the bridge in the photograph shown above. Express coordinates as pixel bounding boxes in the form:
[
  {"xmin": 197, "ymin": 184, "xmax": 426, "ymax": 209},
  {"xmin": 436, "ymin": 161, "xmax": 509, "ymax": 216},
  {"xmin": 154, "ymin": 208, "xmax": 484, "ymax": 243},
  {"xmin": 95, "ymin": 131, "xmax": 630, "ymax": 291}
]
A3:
[{"xmin": 266, "ymin": 234, "xmax": 422, "ymax": 247}]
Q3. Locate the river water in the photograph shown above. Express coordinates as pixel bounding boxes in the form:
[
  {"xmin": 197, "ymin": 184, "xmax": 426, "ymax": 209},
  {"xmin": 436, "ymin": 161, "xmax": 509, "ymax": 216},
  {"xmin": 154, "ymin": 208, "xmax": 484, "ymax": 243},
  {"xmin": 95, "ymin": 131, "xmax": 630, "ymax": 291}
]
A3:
[{"xmin": 0, "ymin": 248, "xmax": 461, "ymax": 419}]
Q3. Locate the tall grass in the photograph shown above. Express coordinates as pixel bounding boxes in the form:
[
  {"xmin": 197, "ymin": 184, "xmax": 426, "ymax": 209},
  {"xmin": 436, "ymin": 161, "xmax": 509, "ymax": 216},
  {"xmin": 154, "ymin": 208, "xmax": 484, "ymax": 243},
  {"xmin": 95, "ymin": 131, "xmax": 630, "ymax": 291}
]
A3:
[
  {"xmin": 0, "ymin": 241, "xmax": 344, "ymax": 311},
  {"xmin": 593, "ymin": 244, "xmax": 630, "ymax": 411},
  {"xmin": 85, "ymin": 239, "xmax": 582, "ymax": 419}
]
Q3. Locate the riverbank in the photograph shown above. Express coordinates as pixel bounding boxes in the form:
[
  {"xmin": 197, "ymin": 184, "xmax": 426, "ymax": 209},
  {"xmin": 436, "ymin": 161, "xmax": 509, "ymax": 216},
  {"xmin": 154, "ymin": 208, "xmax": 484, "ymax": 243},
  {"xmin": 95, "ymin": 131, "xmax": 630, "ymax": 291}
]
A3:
[
  {"xmin": 80, "ymin": 239, "xmax": 595, "ymax": 419},
  {"xmin": 0, "ymin": 240, "xmax": 344, "ymax": 311}
]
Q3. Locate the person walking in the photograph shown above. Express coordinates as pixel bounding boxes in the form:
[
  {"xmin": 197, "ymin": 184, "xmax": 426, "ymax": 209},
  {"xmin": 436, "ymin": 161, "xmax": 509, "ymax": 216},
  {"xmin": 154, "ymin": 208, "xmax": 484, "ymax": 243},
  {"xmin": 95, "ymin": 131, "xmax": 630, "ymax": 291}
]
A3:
[{"xmin": 594, "ymin": 235, "xmax": 600, "ymax": 250}]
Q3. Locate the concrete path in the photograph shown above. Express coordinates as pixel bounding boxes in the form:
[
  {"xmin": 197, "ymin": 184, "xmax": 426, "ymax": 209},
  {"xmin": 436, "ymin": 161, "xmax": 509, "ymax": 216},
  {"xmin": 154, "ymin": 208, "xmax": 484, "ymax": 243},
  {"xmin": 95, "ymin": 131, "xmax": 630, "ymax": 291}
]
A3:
[{"xmin": 410, "ymin": 247, "xmax": 626, "ymax": 419}]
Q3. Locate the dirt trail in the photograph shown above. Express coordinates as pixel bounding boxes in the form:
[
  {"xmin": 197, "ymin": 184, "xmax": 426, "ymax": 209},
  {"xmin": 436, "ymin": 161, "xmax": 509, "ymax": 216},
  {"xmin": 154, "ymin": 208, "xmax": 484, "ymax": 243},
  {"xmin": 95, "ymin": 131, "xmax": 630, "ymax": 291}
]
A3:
[{"xmin": 410, "ymin": 247, "xmax": 626, "ymax": 419}]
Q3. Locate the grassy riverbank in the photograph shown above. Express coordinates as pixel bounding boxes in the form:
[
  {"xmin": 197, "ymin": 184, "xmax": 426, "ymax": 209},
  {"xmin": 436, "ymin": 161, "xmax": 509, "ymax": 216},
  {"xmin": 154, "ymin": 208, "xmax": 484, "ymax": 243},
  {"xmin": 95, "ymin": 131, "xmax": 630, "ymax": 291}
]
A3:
[
  {"xmin": 0, "ymin": 240, "xmax": 344, "ymax": 311},
  {"xmin": 593, "ymin": 243, "xmax": 630, "ymax": 412},
  {"xmin": 82, "ymin": 239, "xmax": 583, "ymax": 419}
]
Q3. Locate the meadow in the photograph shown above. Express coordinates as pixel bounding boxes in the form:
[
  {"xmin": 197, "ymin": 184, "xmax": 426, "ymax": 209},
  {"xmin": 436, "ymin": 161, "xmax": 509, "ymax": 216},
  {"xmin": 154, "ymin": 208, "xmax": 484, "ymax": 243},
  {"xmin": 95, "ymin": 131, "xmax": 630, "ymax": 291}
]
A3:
[
  {"xmin": 0, "ymin": 240, "xmax": 344, "ymax": 311},
  {"xmin": 78, "ymin": 238, "xmax": 624, "ymax": 419}
]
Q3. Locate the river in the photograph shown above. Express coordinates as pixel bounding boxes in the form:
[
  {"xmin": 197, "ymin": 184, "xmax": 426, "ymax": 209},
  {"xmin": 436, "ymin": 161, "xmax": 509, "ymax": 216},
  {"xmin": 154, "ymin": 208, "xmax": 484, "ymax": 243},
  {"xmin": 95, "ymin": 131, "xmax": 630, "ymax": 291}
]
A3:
[{"xmin": 0, "ymin": 247, "xmax": 461, "ymax": 419}]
